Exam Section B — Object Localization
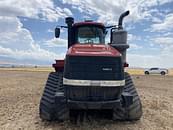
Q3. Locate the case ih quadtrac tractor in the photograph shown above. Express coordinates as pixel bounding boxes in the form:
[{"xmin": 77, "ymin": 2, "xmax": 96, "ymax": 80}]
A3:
[{"xmin": 39, "ymin": 11, "xmax": 142, "ymax": 121}]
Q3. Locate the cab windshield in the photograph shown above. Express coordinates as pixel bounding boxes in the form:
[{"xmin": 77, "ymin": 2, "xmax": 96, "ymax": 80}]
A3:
[{"xmin": 77, "ymin": 26, "xmax": 105, "ymax": 44}]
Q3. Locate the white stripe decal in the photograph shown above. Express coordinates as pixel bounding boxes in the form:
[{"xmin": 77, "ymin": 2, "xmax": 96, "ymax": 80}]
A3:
[{"xmin": 63, "ymin": 78, "xmax": 125, "ymax": 87}]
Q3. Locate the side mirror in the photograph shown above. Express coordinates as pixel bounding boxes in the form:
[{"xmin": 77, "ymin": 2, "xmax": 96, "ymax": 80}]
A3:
[{"xmin": 55, "ymin": 27, "xmax": 60, "ymax": 38}]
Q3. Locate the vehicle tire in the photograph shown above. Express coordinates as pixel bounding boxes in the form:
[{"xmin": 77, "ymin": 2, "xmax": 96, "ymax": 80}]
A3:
[
  {"xmin": 161, "ymin": 71, "xmax": 166, "ymax": 75},
  {"xmin": 39, "ymin": 72, "xmax": 69, "ymax": 121},
  {"xmin": 145, "ymin": 71, "xmax": 149, "ymax": 75},
  {"xmin": 113, "ymin": 72, "xmax": 142, "ymax": 121}
]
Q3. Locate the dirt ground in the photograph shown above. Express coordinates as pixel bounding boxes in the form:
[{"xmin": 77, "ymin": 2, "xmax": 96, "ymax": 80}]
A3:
[{"xmin": 0, "ymin": 70, "xmax": 173, "ymax": 130}]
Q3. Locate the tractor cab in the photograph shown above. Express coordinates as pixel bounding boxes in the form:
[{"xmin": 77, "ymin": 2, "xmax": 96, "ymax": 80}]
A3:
[
  {"xmin": 73, "ymin": 22, "xmax": 105, "ymax": 45},
  {"xmin": 55, "ymin": 19, "xmax": 106, "ymax": 47}
]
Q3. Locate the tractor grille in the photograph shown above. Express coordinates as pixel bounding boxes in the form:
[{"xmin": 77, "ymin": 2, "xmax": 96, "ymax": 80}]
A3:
[
  {"xmin": 64, "ymin": 55, "xmax": 124, "ymax": 101},
  {"xmin": 64, "ymin": 55, "xmax": 124, "ymax": 80},
  {"xmin": 65, "ymin": 86, "xmax": 123, "ymax": 101}
]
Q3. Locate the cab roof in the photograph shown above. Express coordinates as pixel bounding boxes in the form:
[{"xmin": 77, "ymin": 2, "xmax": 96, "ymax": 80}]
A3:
[{"xmin": 73, "ymin": 22, "xmax": 105, "ymax": 27}]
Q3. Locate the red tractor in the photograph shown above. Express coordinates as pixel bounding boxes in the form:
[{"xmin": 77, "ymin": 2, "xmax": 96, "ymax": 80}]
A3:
[{"xmin": 39, "ymin": 11, "xmax": 142, "ymax": 121}]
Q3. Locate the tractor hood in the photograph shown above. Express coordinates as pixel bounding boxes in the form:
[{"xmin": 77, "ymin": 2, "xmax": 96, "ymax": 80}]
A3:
[{"xmin": 67, "ymin": 44, "xmax": 121, "ymax": 57}]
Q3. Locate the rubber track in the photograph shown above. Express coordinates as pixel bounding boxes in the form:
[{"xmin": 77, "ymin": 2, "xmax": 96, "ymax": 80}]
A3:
[
  {"xmin": 39, "ymin": 72, "xmax": 68, "ymax": 121},
  {"xmin": 113, "ymin": 72, "xmax": 142, "ymax": 120}
]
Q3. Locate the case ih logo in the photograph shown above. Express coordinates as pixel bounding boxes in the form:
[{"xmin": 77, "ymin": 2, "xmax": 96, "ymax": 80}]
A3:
[{"xmin": 102, "ymin": 68, "xmax": 113, "ymax": 71}]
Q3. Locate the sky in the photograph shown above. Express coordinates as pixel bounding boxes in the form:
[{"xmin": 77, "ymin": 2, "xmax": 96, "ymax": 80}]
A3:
[{"xmin": 0, "ymin": 0, "xmax": 173, "ymax": 68}]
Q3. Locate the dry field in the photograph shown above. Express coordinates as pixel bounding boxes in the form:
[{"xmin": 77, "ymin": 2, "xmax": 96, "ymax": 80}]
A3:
[
  {"xmin": 0, "ymin": 69, "xmax": 173, "ymax": 130},
  {"xmin": 0, "ymin": 67, "xmax": 54, "ymax": 72}
]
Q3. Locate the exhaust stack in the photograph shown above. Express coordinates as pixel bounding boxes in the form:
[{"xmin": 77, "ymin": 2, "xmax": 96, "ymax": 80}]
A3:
[{"xmin": 118, "ymin": 10, "xmax": 130, "ymax": 29}]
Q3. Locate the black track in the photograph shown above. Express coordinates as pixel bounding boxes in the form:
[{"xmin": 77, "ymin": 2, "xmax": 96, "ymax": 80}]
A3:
[
  {"xmin": 113, "ymin": 72, "xmax": 142, "ymax": 120},
  {"xmin": 39, "ymin": 72, "xmax": 69, "ymax": 121}
]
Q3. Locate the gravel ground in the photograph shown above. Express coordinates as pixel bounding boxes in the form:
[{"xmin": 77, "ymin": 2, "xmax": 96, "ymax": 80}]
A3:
[{"xmin": 0, "ymin": 70, "xmax": 173, "ymax": 130}]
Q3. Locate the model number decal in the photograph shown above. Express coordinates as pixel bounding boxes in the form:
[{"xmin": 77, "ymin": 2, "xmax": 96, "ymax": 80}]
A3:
[{"xmin": 102, "ymin": 68, "xmax": 112, "ymax": 71}]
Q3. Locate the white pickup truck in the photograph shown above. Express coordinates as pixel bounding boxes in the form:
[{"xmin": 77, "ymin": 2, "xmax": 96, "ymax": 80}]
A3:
[{"xmin": 144, "ymin": 68, "xmax": 168, "ymax": 75}]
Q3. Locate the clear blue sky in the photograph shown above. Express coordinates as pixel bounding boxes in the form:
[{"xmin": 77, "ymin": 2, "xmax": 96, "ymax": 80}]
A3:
[{"xmin": 0, "ymin": 0, "xmax": 173, "ymax": 68}]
